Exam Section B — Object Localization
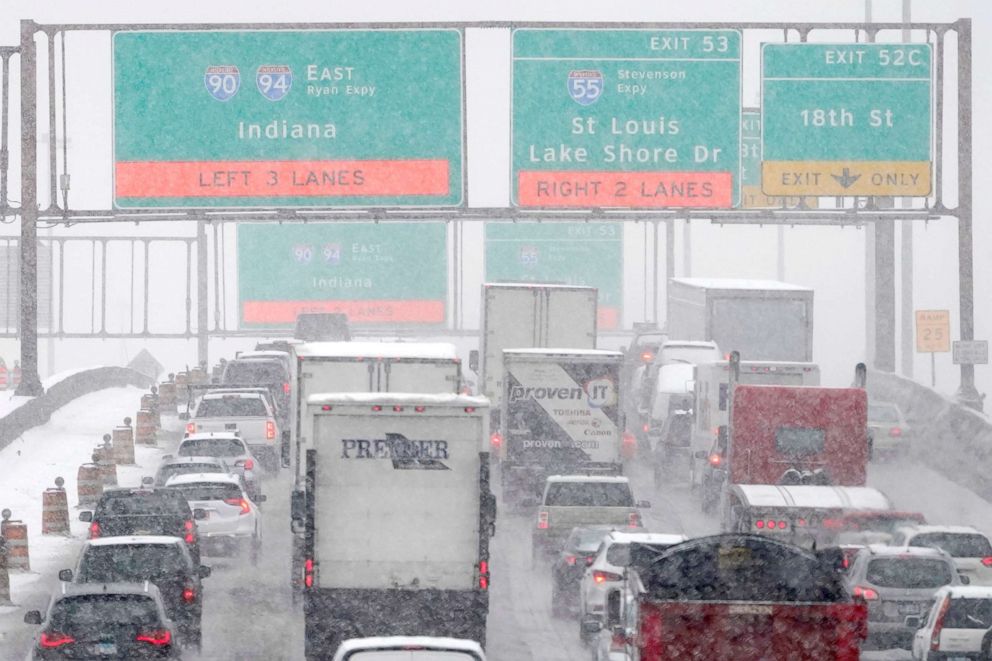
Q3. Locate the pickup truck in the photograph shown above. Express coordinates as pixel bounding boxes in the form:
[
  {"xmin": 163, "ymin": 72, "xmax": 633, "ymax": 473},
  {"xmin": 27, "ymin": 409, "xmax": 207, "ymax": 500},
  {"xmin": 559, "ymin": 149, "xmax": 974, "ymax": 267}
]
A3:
[
  {"xmin": 186, "ymin": 392, "xmax": 281, "ymax": 471},
  {"xmin": 532, "ymin": 475, "xmax": 650, "ymax": 564}
]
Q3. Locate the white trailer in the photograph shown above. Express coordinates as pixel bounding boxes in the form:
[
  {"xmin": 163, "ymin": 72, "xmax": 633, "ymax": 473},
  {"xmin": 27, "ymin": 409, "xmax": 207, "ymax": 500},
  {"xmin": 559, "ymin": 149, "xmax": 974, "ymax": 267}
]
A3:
[{"xmin": 300, "ymin": 393, "xmax": 495, "ymax": 660}]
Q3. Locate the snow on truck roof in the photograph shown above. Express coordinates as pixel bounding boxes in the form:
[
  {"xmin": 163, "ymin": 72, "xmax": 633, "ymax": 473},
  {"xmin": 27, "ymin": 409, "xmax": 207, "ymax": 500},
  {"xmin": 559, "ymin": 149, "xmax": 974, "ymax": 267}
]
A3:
[
  {"xmin": 546, "ymin": 475, "xmax": 630, "ymax": 484},
  {"xmin": 656, "ymin": 364, "xmax": 695, "ymax": 393},
  {"xmin": 308, "ymin": 392, "xmax": 489, "ymax": 408},
  {"xmin": 294, "ymin": 341, "xmax": 459, "ymax": 360},
  {"xmin": 671, "ymin": 277, "xmax": 813, "ymax": 292},
  {"xmin": 485, "ymin": 282, "xmax": 595, "ymax": 291},
  {"xmin": 503, "ymin": 348, "xmax": 622, "ymax": 358},
  {"xmin": 733, "ymin": 485, "xmax": 892, "ymax": 511}
]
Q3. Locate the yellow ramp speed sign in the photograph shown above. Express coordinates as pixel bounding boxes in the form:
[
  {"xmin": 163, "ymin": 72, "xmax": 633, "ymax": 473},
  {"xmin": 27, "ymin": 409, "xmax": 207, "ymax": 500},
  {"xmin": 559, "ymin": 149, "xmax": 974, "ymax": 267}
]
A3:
[{"xmin": 916, "ymin": 309, "xmax": 950, "ymax": 353}]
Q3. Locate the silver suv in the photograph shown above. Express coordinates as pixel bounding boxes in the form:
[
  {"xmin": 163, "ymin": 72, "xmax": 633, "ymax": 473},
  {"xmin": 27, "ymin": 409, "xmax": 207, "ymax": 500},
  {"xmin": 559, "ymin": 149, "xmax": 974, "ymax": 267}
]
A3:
[{"xmin": 845, "ymin": 544, "xmax": 963, "ymax": 650}]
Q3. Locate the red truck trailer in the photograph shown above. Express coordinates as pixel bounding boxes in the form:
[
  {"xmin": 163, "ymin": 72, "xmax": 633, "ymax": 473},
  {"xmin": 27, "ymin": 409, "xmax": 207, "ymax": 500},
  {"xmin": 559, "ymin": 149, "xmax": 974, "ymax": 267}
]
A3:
[{"xmin": 631, "ymin": 534, "xmax": 867, "ymax": 661}]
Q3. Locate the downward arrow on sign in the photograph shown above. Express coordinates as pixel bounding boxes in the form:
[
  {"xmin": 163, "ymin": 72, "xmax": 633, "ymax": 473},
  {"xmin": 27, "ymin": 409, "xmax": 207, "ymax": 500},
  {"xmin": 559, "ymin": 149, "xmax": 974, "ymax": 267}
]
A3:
[{"xmin": 831, "ymin": 167, "xmax": 861, "ymax": 189}]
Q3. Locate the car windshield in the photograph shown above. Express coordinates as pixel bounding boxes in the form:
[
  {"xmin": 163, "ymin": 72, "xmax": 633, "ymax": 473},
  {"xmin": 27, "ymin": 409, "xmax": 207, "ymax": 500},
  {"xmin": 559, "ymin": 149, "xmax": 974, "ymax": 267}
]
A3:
[
  {"xmin": 943, "ymin": 597, "xmax": 992, "ymax": 629},
  {"xmin": 865, "ymin": 558, "xmax": 954, "ymax": 589},
  {"xmin": 910, "ymin": 533, "xmax": 992, "ymax": 558},
  {"xmin": 223, "ymin": 361, "xmax": 286, "ymax": 385},
  {"xmin": 97, "ymin": 492, "xmax": 187, "ymax": 517},
  {"xmin": 49, "ymin": 594, "xmax": 160, "ymax": 632},
  {"xmin": 544, "ymin": 482, "xmax": 634, "ymax": 507},
  {"xmin": 179, "ymin": 438, "xmax": 246, "ymax": 457},
  {"xmin": 78, "ymin": 544, "xmax": 189, "ymax": 582},
  {"xmin": 868, "ymin": 404, "xmax": 901, "ymax": 423},
  {"xmin": 196, "ymin": 397, "xmax": 268, "ymax": 417},
  {"xmin": 170, "ymin": 482, "xmax": 242, "ymax": 502},
  {"xmin": 158, "ymin": 463, "xmax": 224, "ymax": 484}
]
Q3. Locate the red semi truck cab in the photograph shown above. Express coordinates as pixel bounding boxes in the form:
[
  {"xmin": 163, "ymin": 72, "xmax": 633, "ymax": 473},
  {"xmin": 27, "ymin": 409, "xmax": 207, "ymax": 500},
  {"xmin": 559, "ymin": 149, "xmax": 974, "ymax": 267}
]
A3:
[
  {"xmin": 728, "ymin": 384, "xmax": 869, "ymax": 487},
  {"xmin": 631, "ymin": 534, "xmax": 867, "ymax": 661}
]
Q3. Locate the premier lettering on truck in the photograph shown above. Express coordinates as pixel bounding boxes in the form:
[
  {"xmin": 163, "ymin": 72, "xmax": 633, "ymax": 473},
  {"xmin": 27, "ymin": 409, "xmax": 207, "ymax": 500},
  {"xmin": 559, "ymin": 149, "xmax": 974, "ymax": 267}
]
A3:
[
  {"xmin": 498, "ymin": 349, "xmax": 628, "ymax": 503},
  {"xmin": 297, "ymin": 393, "xmax": 496, "ymax": 659}
]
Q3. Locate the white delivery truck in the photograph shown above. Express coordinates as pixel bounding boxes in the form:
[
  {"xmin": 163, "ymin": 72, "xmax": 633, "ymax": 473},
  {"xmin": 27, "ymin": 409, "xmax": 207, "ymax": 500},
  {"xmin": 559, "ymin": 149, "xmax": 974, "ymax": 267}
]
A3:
[
  {"xmin": 499, "ymin": 349, "xmax": 627, "ymax": 503},
  {"xmin": 299, "ymin": 393, "xmax": 496, "ymax": 660},
  {"xmin": 471, "ymin": 283, "xmax": 598, "ymax": 429},
  {"xmin": 288, "ymin": 341, "xmax": 463, "ymax": 599}
]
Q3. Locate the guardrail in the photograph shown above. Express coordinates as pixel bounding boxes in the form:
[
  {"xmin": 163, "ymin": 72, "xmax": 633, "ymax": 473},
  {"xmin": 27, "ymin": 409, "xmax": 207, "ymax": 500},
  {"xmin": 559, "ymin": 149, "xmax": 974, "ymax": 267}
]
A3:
[
  {"xmin": 0, "ymin": 367, "xmax": 153, "ymax": 452},
  {"xmin": 868, "ymin": 369, "xmax": 992, "ymax": 501}
]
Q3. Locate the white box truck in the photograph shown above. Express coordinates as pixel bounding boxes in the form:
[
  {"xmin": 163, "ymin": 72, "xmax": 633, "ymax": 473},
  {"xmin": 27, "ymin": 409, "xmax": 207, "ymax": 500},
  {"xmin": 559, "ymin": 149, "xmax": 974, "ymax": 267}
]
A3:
[
  {"xmin": 299, "ymin": 393, "xmax": 495, "ymax": 660},
  {"xmin": 472, "ymin": 283, "xmax": 598, "ymax": 419},
  {"xmin": 288, "ymin": 341, "xmax": 463, "ymax": 599},
  {"xmin": 498, "ymin": 349, "xmax": 628, "ymax": 502},
  {"xmin": 667, "ymin": 278, "xmax": 814, "ymax": 363}
]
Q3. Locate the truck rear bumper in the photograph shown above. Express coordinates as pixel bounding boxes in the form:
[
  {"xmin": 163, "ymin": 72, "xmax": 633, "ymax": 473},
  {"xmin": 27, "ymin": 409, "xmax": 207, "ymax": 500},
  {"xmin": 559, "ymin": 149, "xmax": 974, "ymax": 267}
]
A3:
[{"xmin": 304, "ymin": 587, "xmax": 488, "ymax": 660}]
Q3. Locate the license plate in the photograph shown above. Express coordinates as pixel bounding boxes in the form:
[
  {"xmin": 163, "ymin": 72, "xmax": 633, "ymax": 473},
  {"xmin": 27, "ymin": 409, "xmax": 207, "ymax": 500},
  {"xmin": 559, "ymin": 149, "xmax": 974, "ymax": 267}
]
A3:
[
  {"xmin": 93, "ymin": 642, "xmax": 117, "ymax": 654},
  {"xmin": 898, "ymin": 602, "xmax": 922, "ymax": 614},
  {"xmin": 134, "ymin": 529, "xmax": 152, "ymax": 535},
  {"xmin": 225, "ymin": 423, "xmax": 238, "ymax": 430}
]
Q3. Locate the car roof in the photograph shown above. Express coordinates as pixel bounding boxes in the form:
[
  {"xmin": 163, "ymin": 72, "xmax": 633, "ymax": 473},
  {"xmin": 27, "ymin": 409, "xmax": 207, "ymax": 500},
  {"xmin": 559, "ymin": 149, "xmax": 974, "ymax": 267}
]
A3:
[
  {"xmin": 57, "ymin": 581, "xmax": 163, "ymax": 599},
  {"xmin": 862, "ymin": 544, "xmax": 953, "ymax": 559},
  {"xmin": 546, "ymin": 475, "xmax": 630, "ymax": 484},
  {"xmin": 732, "ymin": 484, "xmax": 892, "ymax": 511},
  {"xmin": 160, "ymin": 455, "xmax": 226, "ymax": 466},
  {"xmin": 661, "ymin": 340, "xmax": 720, "ymax": 349},
  {"xmin": 236, "ymin": 350, "xmax": 290, "ymax": 360},
  {"xmin": 607, "ymin": 531, "xmax": 688, "ymax": 546},
  {"xmin": 100, "ymin": 486, "xmax": 182, "ymax": 498},
  {"xmin": 182, "ymin": 432, "xmax": 244, "ymax": 442},
  {"xmin": 897, "ymin": 524, "xmax": 985, "ymax": 536},
  {"xmin": 202, "ymin": 392, "xmax": 265, "ymax": 400},
  {"xmin": 937, "ymin": 585, "xmax": 992, "ymax": 599},
  {"xmin": 85, "ymin": 535, "xmax": 185, "ymax": 548},
  {"xmin": 335, "ymin": 636, "xmax": 485, "ymax": 655},
  {"xmin": 165, "ymin": 473, "xmax": 242, "ymax": 487}
]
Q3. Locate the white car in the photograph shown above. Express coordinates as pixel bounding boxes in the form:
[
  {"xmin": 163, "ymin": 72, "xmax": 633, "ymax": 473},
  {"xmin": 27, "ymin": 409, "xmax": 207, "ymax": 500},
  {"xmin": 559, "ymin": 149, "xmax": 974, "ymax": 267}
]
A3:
[
  {"xmin": 578, "ymin": 530, "xmax": 686, "ymax": 640},
  {"xmin": 175, "ymin": 433, "xmax": 261, "ymax": 502},
  {"xmin": 164, "ymin": 473, "xmax": 263, "ymax": 564},
  {"xmin": 332, "ymin": 636, "xmax": 486, "ymax": 661},
  {"xmin": 911, "ymin": 585, "xmax": 992, "ymax": 659},
  {"xmin": 892, "ymin": 525, "xmax": 992, "ymax": 586}
]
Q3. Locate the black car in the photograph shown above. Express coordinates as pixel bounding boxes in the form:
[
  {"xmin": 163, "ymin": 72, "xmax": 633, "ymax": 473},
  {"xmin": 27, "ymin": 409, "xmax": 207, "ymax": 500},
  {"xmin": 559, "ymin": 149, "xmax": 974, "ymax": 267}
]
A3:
[
  {"xmin": 24, "ymin": 581, "xmax": 180, "ymax": 659},
  {"xmin": 551, "ymin": 526, "xmax": 615, "ymax": 618},
  {"xmin": 79, "ymin": 487, "xmax": 203, "ymax": 565},
  {"xmin": 60, "ymin": 536, "xmax": 210, "ymax": 650}
]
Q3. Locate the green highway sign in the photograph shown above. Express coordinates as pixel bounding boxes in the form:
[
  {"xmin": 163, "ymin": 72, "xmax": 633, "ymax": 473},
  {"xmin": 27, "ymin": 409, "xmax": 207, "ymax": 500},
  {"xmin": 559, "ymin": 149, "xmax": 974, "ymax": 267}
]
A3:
[
  {"xmin": 114, "ymin": 30, "xmax": 464, "ymax": 208},
  {"xmin": 761, "ymin": 43, "xmax": 932, "ymax": 196},
  {"xmin": 512, "ymin": 29, "xmax": 741, "ymax": 208},
  {"xmin": 484, "ymin": 222, "xmax": 623, "ymax": 329},
  {"xmin": 739, "ymin": 108, "xmax": 817, "ymax": 209},
  {"xmin": 238, "ymin": 223, "xmax": 447, "ymax": 327}
]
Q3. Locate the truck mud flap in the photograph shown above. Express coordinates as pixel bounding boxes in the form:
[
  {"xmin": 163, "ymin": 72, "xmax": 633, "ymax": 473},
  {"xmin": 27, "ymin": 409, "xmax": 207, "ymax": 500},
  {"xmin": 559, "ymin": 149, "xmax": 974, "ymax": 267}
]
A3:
[{"xmin": 304, "ymin": 588, "xmax": 488, "ymax": 660}]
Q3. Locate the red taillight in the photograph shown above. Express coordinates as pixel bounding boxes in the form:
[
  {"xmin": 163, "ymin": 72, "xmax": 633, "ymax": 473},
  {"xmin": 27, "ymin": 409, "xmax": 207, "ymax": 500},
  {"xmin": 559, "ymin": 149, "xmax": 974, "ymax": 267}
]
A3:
[
  {"xmin": 628, "ymin": 512, "xmax": 641, "ymax": 528},
  {"xmin": 642, "ymin": 423, "xmax": 649, "ymax": 433},
  {"xmin": 266, "ymin": 420, "xmax": 276, "ymax": 440},
  {"xmin": 185, "ymin": 422, "xmax": 196, "ymax": 435},
  {"xmin": 822, "ymin": 518, "xmax": 843, "ymax": 529},
  {"xmin": 593, "ymin": 570, "xmax": 622, "ymax": 585},
  {"xmin": 321, "ymin": 405, "xmax": 332, "ymax": 411},
  {"xmin": 40, "ymin": 632, "xmax": 75, "ymax": 648},
  {"xmin": 464, "ymin": 406, "xmax": 476, "ymax": 413},
  {"xmin": 853, "ymin": 585, "xmax": 879, "ymax": 601},
  {"xmin": 932, "ymin": 596, "xmax": 951, "ymax": 650},
  {"xmin": 982, "ymin": 557, "xmax": 992, "ymax": 567},
  {"xmin": 182, "ymin": 586, "xmax": 196, "ymax": 603},
  {"xmin": 372, "ymin": 405, "xmax": 382, "ymax": 412},
  {"xmin": 622, "ymin": 431, "xmax": 637, "ymax": 459},
  {"xmin": 304, "ymin": 558, "xmax": 314, "ymax": 588},
  {"xmin": 889, "ymin": 427, "xmax": 902, "ymax": 437},
  {"xmin": 586, "ymin": 555, "xmax": 595, "ymax": 566},
  {"xmin": 243, "ymin": 458, "xmax": 254, "ymax": 471},
  {"xmin": 489, "ymin": 432, "xmax": 502, "ymax": 451},
  {"xmin": 414, "ymin": 406, "xmax": 426, "ymax": 413},
  {"xmin": 755, "ymin": 520, "xmax": 765, "ymax": 529},
  {"xmin": 565, "ymin": 554, "xmax": 577, "ymax": 566},
  {"xmin": 478, "ymin": 560, "xmax": 489, "ymax": 590},
  {"xmin": 393, "ymin": 405, "xmax": 404, "ymax": 412},
  {"xmin": 640, "ymin": 351, "xmax": 654, "ymax": 363},
  {"xmin": 224, "ymin": 498, "xmax": 251, "ymax": 515},
  {"xmin": 537, "ymin": 511, "xmax": 549, "ymax": 529},
  {"xmin": 709, "ymin": 453, "xmax": 722, "ymax": 467},
  {"xmin": 88, "ymin": 521, "xmax": 101, "ymax": 539},
  {"xmin": 135, "ymin": 629, "xmax": 171, "ymax": 646},
  {"xmin": 283, "ymin": 382, "xmax": 290, "ymax": 395}
]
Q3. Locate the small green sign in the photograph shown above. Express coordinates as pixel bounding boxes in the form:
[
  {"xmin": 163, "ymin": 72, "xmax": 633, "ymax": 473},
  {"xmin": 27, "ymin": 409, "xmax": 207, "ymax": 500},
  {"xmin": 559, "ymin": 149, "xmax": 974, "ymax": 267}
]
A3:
[
  {"xmin": 238, "ymin": 223, "xmax": 447, "ymax": 327},
  {"xmin": 484, "ymin": 222, "xmax": 622, "ymax": 329},
  {"xmin": 114, "ymin": 30, "xmax": 464, "ymax": 208},
  {"xmin": 512, "ymin": 29, "xmax": 741, "ymax": 209}
]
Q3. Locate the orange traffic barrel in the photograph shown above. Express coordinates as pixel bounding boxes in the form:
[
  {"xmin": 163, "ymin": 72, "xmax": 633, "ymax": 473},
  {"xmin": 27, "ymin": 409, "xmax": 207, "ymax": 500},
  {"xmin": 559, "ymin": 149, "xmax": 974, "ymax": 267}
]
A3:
[
  {"xmin": 42, "ymin": 480, "xmax": 70, "ymax": 536},
  {"xmin": 190, "ymin": 366, "xmax": 208, "ymax": 385},
  {"xmin": 141, "ymin": 394, "xmax": 161, "ymax": 429},
  {"xmin": 135, "ymin": 409, "xmax": 157, "ymax": 445},
  {"xmin": 76, "ymin": 463, "xmax": 104, "ymax": 507},
  {"xmin": 1, "ymin": 510, "xmax": 29, "ymax": 572},
  {"xmin": 158, "ymin": 381, "xmax": 177, "ymax": 413},
  {"xmin": 174, "ymin": 371, "xmax": 191, "ymax": 407},
  {"xmin": 94, "ymin": 438, "xmax": 118, "ymax": 487},
  {"xmin": 0, "ymin": 358, "xmax": 7, "ymax": 391},
  {"xmin": 111, "ymin": 423, "xmax": 135, "ymax": 465}
]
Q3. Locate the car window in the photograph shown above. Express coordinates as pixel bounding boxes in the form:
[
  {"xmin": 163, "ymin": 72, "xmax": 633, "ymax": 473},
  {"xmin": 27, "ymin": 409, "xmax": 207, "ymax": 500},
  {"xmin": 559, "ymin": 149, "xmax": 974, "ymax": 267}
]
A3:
[
  {"xmin": 196, "ymin": 397, "xmax": 268, "ymax": 417},
  {"xmin": 868, "ymin": 404, "xmax": 901, "ymax": 423},
  {"xmin": 865, "ymin": 558, "xmax": 954, "ymax": 589},
  {"xmin": 544, "ymin": 482, "xmax": 634, "ymax": 507},
  {"xmin": 97, "ymin": 492, "xmax": 187, "ymax": 517},
  {"xmin": 910, "ymin": 533, "xmax": 992, "ymax": 558},
  {"xmin": 158, "ymin": 463, "xmax": 223, "ymax": 483},
  {"xmin": 49, "ymin": 595, "xmax": 160, "ymax": 632},
  {"xmin": 223, "ymin": 361, "xmax": 286, "ymax": 385},
  {"xmin": 170, "ymin": 482, "xmax": 243, "ymax": 502},
  {"xmin": 606, "ymin": 542, "xmax": 631, "ymax": 566},
  {"xmin": 79, "ymin": 544, "xmax": 189, "ymax": 582},
  {"xmin": 943, "ymin": 597, "xmax": 992, "ymax": 629},
  {"xmin": 179, "ymin": 438, "xmax": 246, "ymax": 457}
]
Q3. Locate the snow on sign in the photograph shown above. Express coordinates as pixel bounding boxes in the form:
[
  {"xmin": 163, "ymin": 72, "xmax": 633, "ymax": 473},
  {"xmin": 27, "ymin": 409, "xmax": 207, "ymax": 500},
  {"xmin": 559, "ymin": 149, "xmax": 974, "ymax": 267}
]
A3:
[
  {"xmin": 512, "ymin": 29, "xmax": 741, "ymax": 208},
  {"xmin": 113, "ymin": 30, "xmax": 464, "ymax": 208}
]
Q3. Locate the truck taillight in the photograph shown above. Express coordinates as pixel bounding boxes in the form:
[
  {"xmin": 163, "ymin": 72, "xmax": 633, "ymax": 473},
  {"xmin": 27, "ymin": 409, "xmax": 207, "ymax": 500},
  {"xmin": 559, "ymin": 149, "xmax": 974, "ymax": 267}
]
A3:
[
  {"xmin": 304, "ymin": 558, "xmax": 314, "ymax": 589},
  {"xmin": 640, "ymin": 351, "xmax": 654, "ymax": 363},
  {"xmin": 266, "ymin": 420, "xmax": 276, "ymax": 440},
  {"xmin": 478, "ymin": 560, "xmax": 489, "ymax": 590},
  {"xmin": 283, "ymin": 382, "xmax": 290, "ymax": 395},
  {"xmin": 490, "ymin": 432, "xmax": 502, "ymax": 451},
  {"xmin": 537, "ymin": 511, "xmax": 549, "ymax": 529},
  {"xmin": 88, "ymin": 521, "xmax": 101, "ymax": 539},
  {"xmin": 415, "ymin": 406, "xmax": 426, "ymax": 413},
  {"xmin": 622, "ymin": 432, "xmax": 637, "ymax": 459},
  {"xmin": 185, "ymin": 422, "xmax": 196, "ymax": 435},
  {"xmin": 709, "ymin": 453, "xmax": 722, "ymax": 467},
  {"xmin": 628, "ymin": 512, "xmax": 641, "ymax": 528},
  {"xmin": 182, "ymin": 585, "xmax": 196, "ymax": 603},
  {"xmin": 889, "ymin": 427, "xmax": 902, "ymax": 437}
]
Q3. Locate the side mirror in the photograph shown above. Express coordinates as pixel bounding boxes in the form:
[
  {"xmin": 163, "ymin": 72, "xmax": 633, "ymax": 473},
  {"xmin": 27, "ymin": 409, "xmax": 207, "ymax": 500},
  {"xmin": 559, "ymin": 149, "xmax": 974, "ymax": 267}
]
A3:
[
  {"xmin": 694, "ymin": 450, "xmax": 708, "ymax": 460},
  {"xmin": 290, "ymin": 519, "xmax": 306, "ymax": 535},
  {"xmin": 636, "ymin": 500, "xmax": 652, "ymax": 509},
  {"xmin": 904, "ymin": 615, "xmax": 922, "ymax": 630},
  {"xmin": 960, "ymin": 573, "xmax": 971, "ymax": 585},
  {"xmin": 58, "ymin": 569, "xmax": 73, "ymax": 582},
  {"xmin": 198, "ymin": 565, "xmax": 212, "ymax": 579},
  {"xmin": 257, "ymin": 495, "xmax": 267, "ymax": 503},
  {"xmin": 468, "ymin": 350, "xmax": 479, "ymax": 373},
  {"xmin": 78, "ymin": 511, "xmax": 93, "ymax": 522},
  {"xmin": 179, "ymin": 411, "xmax": 190, "ymax": 421},
  {"xmin": 23, "ymin": 610, "xmax": 42, "ymax": 625},
  {"xmin": 519, "ymin": 496, "xmax": 540, "ymax": 509},
  {"xmin": 580, "ymin": 617, "xmax": 603, "ymax": 637},
  {"xmin": 193, "ymin": 508, "xmax": 208, "ymax": 521},
  {"xmin": 141, "ymin": 476, "xmax": 154, "ymax": 486}
]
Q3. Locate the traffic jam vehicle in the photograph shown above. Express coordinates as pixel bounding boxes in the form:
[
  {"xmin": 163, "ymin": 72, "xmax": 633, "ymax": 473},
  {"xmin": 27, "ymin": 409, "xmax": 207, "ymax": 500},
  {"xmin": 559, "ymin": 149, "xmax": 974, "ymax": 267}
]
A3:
[
  {"xmin": 185, "ymin": 390, "xmax": 282, "ymax": 471},
  {"xmin": 890, "ymin": 525, "xmax": 992, "ymax": 587},
  {"xmin": 165, "ymin": 473, "xmax": 264, "ymax": 564},
  {"xmin": 909, "ymin": 585, "xmax": 992, "ymax": 660},
  {"xmin": 550, "ymin": 526, "xmax": 615, "ymax": 617},
  {"xmin": 331, "ymin": 636, "xmax": 487, "ymax": 661},
  {"xmin": 174, "ymin": 432, "xmax": 262, "ymax": 503}
]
